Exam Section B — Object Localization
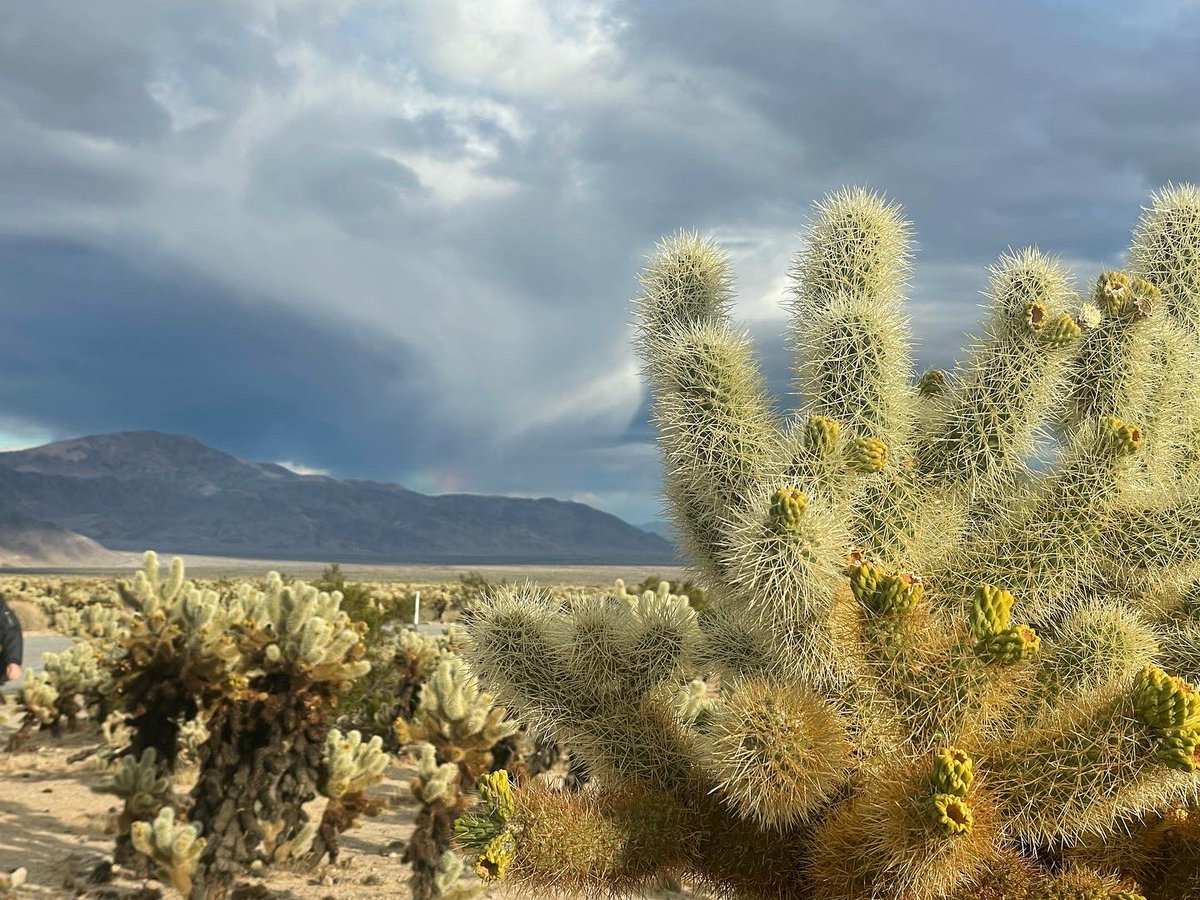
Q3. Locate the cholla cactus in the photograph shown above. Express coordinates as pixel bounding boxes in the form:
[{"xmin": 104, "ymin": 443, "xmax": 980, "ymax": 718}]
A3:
[
  {"xmin": 95, "ymin": 747, "xmax": 176, "ymax": 857},
  {"xmin": 105, "ymin": 553, "xmax": 370, "ymax": 898},
  {"xmin": 130, "ymin": 807, "xmax": 205, "ymax": 895},
  {"xmin": 396, "ymin": 658, "xmax": 518, "ymax": 899},
  {"xmin": 407, "ymin": 743, "xmax": 487, "ymax": 900},
  {"xmin": 8, "ymin": 640, "xmax": 110, "ymax": 748},
  {"xmin": 308, "ymin": 728, "xmax": 389, "ymax": 863},
  {"xmin": 460, "ymin": 186, "xmax": 1200, "ymax": 898}
]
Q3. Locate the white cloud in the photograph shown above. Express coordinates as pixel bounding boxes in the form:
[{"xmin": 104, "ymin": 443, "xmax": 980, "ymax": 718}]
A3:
[{"xmin": 275, "ymin": 460, "xmax": 331, "ymax": 476}]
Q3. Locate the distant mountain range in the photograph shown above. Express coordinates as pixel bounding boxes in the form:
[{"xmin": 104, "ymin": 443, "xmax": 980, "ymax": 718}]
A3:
[{"xmin": 0, "ymin": 431, "xmax": 676, "ymax": 565}]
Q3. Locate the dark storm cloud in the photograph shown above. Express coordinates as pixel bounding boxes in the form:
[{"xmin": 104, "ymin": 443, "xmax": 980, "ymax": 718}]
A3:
[{"xmin": 1, "ymin": 0, "xmax": 1198, "ymax": 523}]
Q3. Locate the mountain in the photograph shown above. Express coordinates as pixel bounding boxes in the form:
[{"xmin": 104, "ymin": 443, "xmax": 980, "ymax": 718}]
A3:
[
  {"xmin": 0, "ymin": 432, "xmax": 677, "ymax": 565},
  {"xmin": 0, "ymin": 509, "xmax": 125, "ymax": 567},
  {"xmin": 637, "ymin": 519, "xmax": 674, "ymax": 539}
]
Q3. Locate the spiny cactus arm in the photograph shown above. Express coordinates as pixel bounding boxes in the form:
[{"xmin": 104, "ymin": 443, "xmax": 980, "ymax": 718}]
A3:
[
  {"xmin": 633, "ymin": 229, "xmax": 735, "ymax": 351},
  {"xmin": 788, "ymin": 188, "xmax": 917, "ymax": 453},
  {"xmin": 1098, "ymin": 493, "xmax": 1200, "ymax": 575},
  {"xmin": 1131, "ymin": 183, "xmax": 1200, "ymax": 333},
  {"xmin": 702, "ymin": 677, "xmax": 853, "ymax": 830},
  {"xmin": 938, "ymin": 415, "xmax": 1147, "ymax": 620},
  {"xmin": 462, "ymin": 585, "xmax": 703, "ymax": 794},
  {"xmin": 852, "ymin": 575, "xmax": 1038, "ymax": 748},
  {"xmin": 983, "ymin": 671, "xmax": 1200, "ymax": 843},
  {"xmin": 634, "ymin": 232, "xmax": 781, "ymax": 588},
  {"xmin": 1033, "ymin": 600, "xmax": 1159, "ymax": 710},
  {"xmin": 918, "ymin": 249, "xmax": 1080, "ymax": 486},
  {"xmin": 718, "ymin": 482, "xmax": 854, "ymax": 665},
  {"xmin": 455, "ymin": 776, "xmax": 698, "ymax": 896},
  {"xmin": 650, "ymin": 321, "xmax": 783, "ymax": 585},
  {"xmin": 1065, "ymin": 272, "xmax": 1166, "ymax": 432},
  {"xmin": 1160, "ymin": 624, "xmax": 1200, "ymax": 684}
]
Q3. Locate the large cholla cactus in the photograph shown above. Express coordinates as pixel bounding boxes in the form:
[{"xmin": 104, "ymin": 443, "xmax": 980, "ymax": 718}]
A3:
[
  {"xmin": 107, "ymin": 552, "xmax": 369, "ymax": 899},
  {"xmin": 459, "ymin": 186, "xmax": 1200, "ymax": 899}
]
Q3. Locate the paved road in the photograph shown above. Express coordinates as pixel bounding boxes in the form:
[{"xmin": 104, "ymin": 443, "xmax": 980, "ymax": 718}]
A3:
[{"xmin": 1, "ymin": 633, "xmax": 73, "ymax": 694}]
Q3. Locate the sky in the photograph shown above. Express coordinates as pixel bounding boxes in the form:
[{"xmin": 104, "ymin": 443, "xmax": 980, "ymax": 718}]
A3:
[{"xmin": 1, "ymin": 1, "xmax": 1198, "ymax": 525}]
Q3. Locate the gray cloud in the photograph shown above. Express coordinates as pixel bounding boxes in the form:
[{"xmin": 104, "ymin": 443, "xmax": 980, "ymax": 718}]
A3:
[{"xmin": 0, "ymin": 0, "xmax": 1197, "ymax": 524}]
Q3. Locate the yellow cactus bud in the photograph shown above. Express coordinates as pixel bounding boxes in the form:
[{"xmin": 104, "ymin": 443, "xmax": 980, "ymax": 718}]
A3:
[
  {"xmin": 849, "ymin": 559, "xmax": 885, "ymax": 606},
  {"xmin": 1040, "ymin": 312, "xmax": 1082, "ymax": 348},
  {"xmin": 478, "ymin": 769, "xmax": 516, "ymax": 821},
  {"xmin": 1095, "ymin": 271, "xmax": 1133, "ymax": 316},
  {"xmin": 926, "ymin": 793, "xmax": 974, "ymax": 836},
  {"xmin": 970, "ymin": 583, "xmax": 1014, "ymax": 639},
  {"xmin": 1133, "ymin": 666, "xmax": 1200, "ymax": 731},
  {"xmin": 769, "ymin": 487, "xmax": 809, "ymax": 534},
  {"xmin": 804, "ymin": 415, "xmax": 842, "ymax": 458},
  {"xmin": 847, "ymin": 436, "xmax": 889, "ymax": 473},
  {"xmin": 874, "ymin": 570, "xmax": 924, "ymax": 615},
  {"xmin": 980, "ymin": 624, "xmax": 1041, "ymax": 664},
  {"xmin": 1098, "ymin": 416, "xmax": 1144, "ymax": 457},
  {"xmin": 931, "ymin": 748, "xmax": 974, "ymax": 798},
  {"xmin": 473, "ymin": 832, "xmax": 516, "ymax": 882}
]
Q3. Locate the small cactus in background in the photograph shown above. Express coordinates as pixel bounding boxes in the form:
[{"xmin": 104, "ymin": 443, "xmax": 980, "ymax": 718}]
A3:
[
  {"xmin": 308, "ymin": 728, "xmax": 390, "ymax": 863},
  {"xmin": 459, "ymin": 186, "xmax": 1200, "ymax": 898}
]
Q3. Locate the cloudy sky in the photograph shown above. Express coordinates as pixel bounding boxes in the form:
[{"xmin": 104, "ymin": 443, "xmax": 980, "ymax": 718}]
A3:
[{"xmin": 1, "ymin": 1, "xmax": 1197, "ymax": 525}]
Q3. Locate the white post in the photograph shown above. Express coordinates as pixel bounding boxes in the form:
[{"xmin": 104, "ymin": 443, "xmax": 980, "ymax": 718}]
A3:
[{"xmin": 414, "ymin": 590, "xmax": 421, "ymax": 627}]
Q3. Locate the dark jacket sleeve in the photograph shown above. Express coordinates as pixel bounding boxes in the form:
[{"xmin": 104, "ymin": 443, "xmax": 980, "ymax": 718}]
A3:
[{"xmin": 0, "ymin": 598, "xmax": 22, "ymax": 668}]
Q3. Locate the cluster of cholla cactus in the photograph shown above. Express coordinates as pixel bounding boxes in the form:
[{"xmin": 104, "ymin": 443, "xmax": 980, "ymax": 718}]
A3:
[
  {"xmin": 9, "ymin": 639, "xmax": 109, "ymax": 748},
  {"xmin": 104, "ymin": 552, "xmax": 371, "ymax": 899},
  {"xmin": 395, "ymin": 655, "xmax": 518, "ymax": 899},
  {"xmin": 457, "ymin": 185, "xmax": 1200, "ymax": 899}
]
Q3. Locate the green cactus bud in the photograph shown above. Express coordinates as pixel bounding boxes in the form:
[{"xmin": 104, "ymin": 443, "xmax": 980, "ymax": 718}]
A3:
[
  {"xmin": 917, "ymin": 368, "xmax": 948, "ymax": 397},
  {"xmin": 454, "ymin": 810, "xmax": 503, "ymax": 850},
  {"xmin": 925, "ymin": 793, "xmax": 974, "ymax": 836},
  {"xmin": 849, "ymin": 558, "xmax": 885, "ymax": 606},
  {"xmin": 1132, "ymin": 665, "xmax": 1200, "ymax": 731},
  {"xmin": 804, "ymin": 415, "xmax": 842, "ymax": 458},
  {"xmin": 473, "ymin": 832, "xmax": 516, "ymax": 882},
  {"xmin": 970, "ymin": 583, "xmax": 1015, "ymax": 639},
  {"xmin": 1154, "ymin": 724, "xmax": 1200, "ymax": 772},
  {"xmin": 769, "ymin": 487, "xmax": 810, "ymax": 534},
  {"xmin": 1095, "ymin": 271, "xmax": 1134, "ymax": 317},
  {"xmin": 847, "ymin": 436, "xmax": 889, "ymax": 473},
  {"xmin": 874, "ymin": 570, "xmax": 924, "ymax": 615},
  {"xmin": 979, "ymin": 624, "xmax": 1041, "ymax": 664},
  {"xmin": 930, "ymin": 748, "xmax": 974, "ymax": 798},
  {"xmin": 1041, "ymin": 311, "xmax": 1083, "ymax": 348}
]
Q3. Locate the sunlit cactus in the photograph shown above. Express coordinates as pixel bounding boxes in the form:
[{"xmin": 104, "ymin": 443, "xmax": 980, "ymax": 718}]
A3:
[
  {"xmin": 103, "ymin": 552, "xmax": 370, "ymax": 898},
  {"xmin": 459, "ymin": 186, "xmax": 1200, "ymax": 899}
]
